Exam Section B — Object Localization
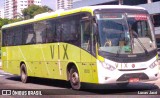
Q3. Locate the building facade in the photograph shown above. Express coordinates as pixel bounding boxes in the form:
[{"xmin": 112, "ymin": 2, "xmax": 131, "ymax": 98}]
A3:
[
  {"xmin": 57, "ymin": 0, "xmax": 73, "ymax": 10},
  {"xmin": 0, "ymin": 9, "xmax": 4, "ymax": 19},
  {"xmin": 4, "ymin": 0, "xmax": 41, "ymax": 19},
  {"xmin": 73, "ymin": 0, "xmax": 160, "ymax": 35},
  {"xmin": 4, "ymin": 0, "xmax": 13, "ymax": 19}
]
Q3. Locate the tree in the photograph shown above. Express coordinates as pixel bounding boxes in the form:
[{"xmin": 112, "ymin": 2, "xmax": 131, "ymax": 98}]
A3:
[
  {"xmin": 22, "ymin": 5, "xmax": 53, "ymax": 19},
  {"xmin": 0, "ymin": 18, "xmax": 10, "ymax": 28},
  {"xmin": 0, "ymin": 18, "xmax": 22, "ymax": 28},
  {"xmin": 43, "ymin": 5, "xmax": 53, "ymax": 12}
]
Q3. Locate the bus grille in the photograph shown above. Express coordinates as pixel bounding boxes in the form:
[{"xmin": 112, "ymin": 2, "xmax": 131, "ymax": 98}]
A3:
[{"xmin": 117, "ymin": 73, "xmax": 149, "ymax": 81}]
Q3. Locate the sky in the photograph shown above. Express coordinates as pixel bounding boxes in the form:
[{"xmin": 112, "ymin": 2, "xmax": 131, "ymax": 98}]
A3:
[{"xmin": 0, "ymin": 0, "xmax": 56, "ymax": 10}]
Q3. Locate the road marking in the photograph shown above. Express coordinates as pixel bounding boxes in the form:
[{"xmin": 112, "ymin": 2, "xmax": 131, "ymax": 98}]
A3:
[
  {"xmin": 0, "ymin": 73, "xmax": 13, "ymax": 77},
  {"xmin": 0, "ymin": 70, "xmax": 13, "ymax": 76},
  {"xmin": 2, "ymin": 73, "xmax": 13, "ymax": 75}
]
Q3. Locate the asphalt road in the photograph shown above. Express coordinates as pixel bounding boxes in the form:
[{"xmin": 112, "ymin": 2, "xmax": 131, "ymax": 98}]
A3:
[{"xmin": 0, "ymin": 70, "xmax": 160, "ymax": 98}]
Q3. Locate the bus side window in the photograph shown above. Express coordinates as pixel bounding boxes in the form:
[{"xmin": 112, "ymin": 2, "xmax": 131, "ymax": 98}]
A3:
[
  {"xmin": 24, "ymin": 24, "xmax": 36, "ymax": 44},
  {"xmin": 81, "ymin": 20, "xmax": 91, "ymax": 52},
  {"xmin": 6, "ymin": 29, "xmax": 14, "ymax": 46},
  {"xmin": 56, "ymin": 21, "xmax": 62, "ymax": 42},
  {"xmin": 46, "ymin": 19, "xmax": 56, "ymax": 43},
  {"xmin": 14, "ymin": 27, "xmax": 23, "ymax": 45},
  {"xmin": 60, "ymin": 19, "xmax": 76, "ymax": 43},
  {"xmin": 2, "ymin": 30, "xmax": 7, "ymax": 46},
  {"xmin": 34, "ymin": 21, "xmax": 47, "ymax": 44},
  {"xmin": 55, "ymin": 15, "xmax": 81, "ymax": 46}
]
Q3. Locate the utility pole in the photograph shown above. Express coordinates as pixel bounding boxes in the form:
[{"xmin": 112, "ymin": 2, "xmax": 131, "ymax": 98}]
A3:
[
  {"xmin": 147, "ymin": 0, "xmax": 152, "ymax": 3},
  {"xmin": 119, "ymin": 0, "xmax": 123, "ymax": 5}
]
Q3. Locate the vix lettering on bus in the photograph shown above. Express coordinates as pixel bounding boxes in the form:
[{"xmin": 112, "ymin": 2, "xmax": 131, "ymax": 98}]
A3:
[
  {"xmin": 50, "ymin": 44, "xmax": 69, "ymax": 60},
  {"xmin": 63, "ymin": 44, "xmax": 68, "ymax": 60}
]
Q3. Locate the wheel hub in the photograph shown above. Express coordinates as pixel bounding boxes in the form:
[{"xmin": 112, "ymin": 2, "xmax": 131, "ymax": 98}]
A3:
[
  {"xmin": 21, "ymin": 71, "xmax": 26, "ymax": 80},
  {"xmin": 71, "ymin": 72, "xmax": 79, "ymax": 84}
]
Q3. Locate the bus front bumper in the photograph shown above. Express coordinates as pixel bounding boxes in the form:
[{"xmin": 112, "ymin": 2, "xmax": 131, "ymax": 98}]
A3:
[{"xmin": 97, "ymin": 62, "xmax": 159, "ymax": 84}]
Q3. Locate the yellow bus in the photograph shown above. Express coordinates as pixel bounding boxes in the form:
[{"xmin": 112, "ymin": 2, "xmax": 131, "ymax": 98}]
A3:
[{"xmin": 1, "ymin": 5, "xmax": 159, "ymax": 90}]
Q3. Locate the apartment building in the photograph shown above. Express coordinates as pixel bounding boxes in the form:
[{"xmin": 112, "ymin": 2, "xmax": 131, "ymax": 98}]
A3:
[
  {"xmin": 0, "ymin": 9, "xmax": 4, "ymax": 19},
  {"xmin": 4, "ymin": 0, "xmax": 41, "ymax": 19},
  {"xmin": 4, "ymin": 0, "xmax": 13, "ymax": 19},
  {"xmin": 57, "ymin": 0, "xmax": 73, "ymax": 10}
]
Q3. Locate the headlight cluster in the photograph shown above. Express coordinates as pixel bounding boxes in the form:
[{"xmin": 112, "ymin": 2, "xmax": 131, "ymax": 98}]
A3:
[
  {"xmin": 101, "ymin": 62, "xmax": 116, "ymax": 71},
  {"xmin": 149, "ymin": 61, "xmax": 158, "ymax": 69}
]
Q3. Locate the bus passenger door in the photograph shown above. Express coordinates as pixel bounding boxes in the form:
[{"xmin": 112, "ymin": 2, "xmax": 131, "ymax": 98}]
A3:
[{"xmin": 80, "ymin": 19, "xmax": 93, "ymax": 82}]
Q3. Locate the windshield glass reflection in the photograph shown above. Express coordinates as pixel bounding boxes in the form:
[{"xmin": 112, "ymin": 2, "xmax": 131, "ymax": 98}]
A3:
[{"xmin": 96, "ymin": 13, "xmax": 156, "ymax": 55}]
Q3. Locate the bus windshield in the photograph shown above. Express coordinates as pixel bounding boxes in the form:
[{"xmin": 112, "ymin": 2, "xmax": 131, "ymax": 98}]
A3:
[{"xmin": 96, "ymin": 12, "xmax": 156, "ymax": 55}]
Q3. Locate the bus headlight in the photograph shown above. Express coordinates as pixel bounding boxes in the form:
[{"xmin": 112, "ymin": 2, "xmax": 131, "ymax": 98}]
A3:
[
  {"xmin": 101, "ymin": 62, "xmax": 116, "ymax": 71},
  {"xmin": 149, "ymin": 61, "xmax": 158, "ymax": 69}
]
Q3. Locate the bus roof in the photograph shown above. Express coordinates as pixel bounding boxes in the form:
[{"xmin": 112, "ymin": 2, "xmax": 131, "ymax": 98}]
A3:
[{"xmin": 2, "ymin": 5, "xmax": 146, "ymax": 29}]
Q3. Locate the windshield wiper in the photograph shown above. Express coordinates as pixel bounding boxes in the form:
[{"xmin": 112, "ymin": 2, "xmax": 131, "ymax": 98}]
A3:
[{"xmin": 133, "ymin": 33, "xmax": 149, "ymax": 55}]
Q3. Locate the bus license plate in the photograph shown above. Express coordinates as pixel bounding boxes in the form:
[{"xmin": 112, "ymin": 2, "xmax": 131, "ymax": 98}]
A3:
[{"xmin": 129, "ymin": 78, "xmax": 139, "ymax": 82}]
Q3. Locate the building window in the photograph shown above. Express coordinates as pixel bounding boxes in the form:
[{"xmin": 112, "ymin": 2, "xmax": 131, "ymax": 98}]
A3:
[
  {"xmin": 97, "ymin": 1, "xmax": 119, "ymax": 5},
  {"xmin": 153, "ymin": 0, "xmax": 160, "ymax": 2},
  {"xmin": 156, "ymin": 36, "xmax": 160, "ymax": 46},
  {"xmin": 153, "ymin": 14, "xmax": 160, "ymax": 27},
  {"xmin": 123, "ymin": 0, "xmax": 147, "ymax": 5}
]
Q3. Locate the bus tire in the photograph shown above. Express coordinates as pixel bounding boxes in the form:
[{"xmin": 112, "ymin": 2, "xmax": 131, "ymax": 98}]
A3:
[
  {"xmin": 69, "ymin": 66, "xmax": 81, "ymax": 90},
  {"xmin": 20, "ymin": 63, "xmax": 28, "ymax": 83}
]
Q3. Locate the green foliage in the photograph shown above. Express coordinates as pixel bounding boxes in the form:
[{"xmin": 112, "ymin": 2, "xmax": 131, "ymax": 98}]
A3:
[
  {"xmin": 0, "ymin": 18, "xmax": 22, "ymax": 29},
  {"xmin": 22, "ymin": 5, "xmax": 53, "ymax": 19},
  {"xmin": 0, "ymin": 18, "xmax": 9, "ymax": 28},
  {"xmin": 0, "ymin": 5, "xmax": 53, "ymax": 55},
  {"xmin": 0, "ymin": 5, "xmax": 52, "ymax": 28}
]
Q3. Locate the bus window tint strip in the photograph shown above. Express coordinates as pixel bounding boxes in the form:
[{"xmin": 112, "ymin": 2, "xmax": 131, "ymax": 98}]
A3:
[{"xmin": 2, "ymin": 13, "xmax": 90, "ymax": 47}]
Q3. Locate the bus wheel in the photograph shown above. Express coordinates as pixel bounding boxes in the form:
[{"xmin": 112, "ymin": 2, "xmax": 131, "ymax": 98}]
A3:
[
  {"xmin": 69, "ymin": 66, "xmax": 81, "ymax": 90},
  {"xmin": 20, "ymin": 64, "xmax": 28, "ymax": 83}
]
